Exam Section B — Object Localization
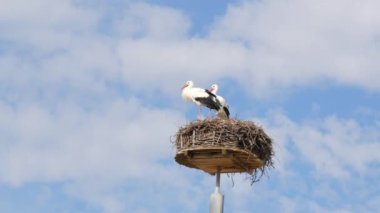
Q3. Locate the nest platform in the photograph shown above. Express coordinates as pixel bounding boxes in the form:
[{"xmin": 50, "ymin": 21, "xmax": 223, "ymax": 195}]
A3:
[{"xmin": 173, "ymin": 119, "xmax": 274, "ymax": 181}]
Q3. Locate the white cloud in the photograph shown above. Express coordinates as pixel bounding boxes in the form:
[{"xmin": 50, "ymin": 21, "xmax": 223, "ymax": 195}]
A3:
[
  {"xmin": 0, "ymin": 97, "xmax": 216, "ymax": 212},
  {"xmin": 0, "ymin": 0, "xmax": 99, "ymax": 51},
  {"xmin": 113, "ymin": 0, "xmax": 380, "ymax": 97},
  {"xmin": 261, "ymin": 110, "xmax": 380, "ymax": 179},
  {"xmin": 0, "ymin": 0, "xmax": 92, "ymax": 23},
  {"xmin": 114, "ymin": 2, "xmax": 191, "ymax": 40},
  {"xmin": 221, "ymin": 110, "xmax": 380, "ymax": 212},
  {"xmin": 210, "ymin": 0, "xmax": 380, "ymax": 94},
  {"xmin": 2, "ymin": 0, "xmax": 379, "ymax": 100},
  {"xmin": 117, "ymin": 38, "xmax": 248, "ymax": 95},
  {"xmin": 0, "ymin": 98, "xmax": 185, "ymax": 186}
]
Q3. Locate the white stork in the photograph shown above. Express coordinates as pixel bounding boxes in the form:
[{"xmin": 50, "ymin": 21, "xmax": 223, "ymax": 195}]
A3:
[
  {"xmin": 210, "ymin": 83, "xmax": 230, "ymax": 119},
  {"xmin": 181, "ymin": 80, "xmax": 222, "ymax": 119}
]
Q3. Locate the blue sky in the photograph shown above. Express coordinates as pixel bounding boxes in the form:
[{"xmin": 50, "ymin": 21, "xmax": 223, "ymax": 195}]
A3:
[{"xmin": 1, "ymin": 0, "xmax": 380, "ymax": 212}]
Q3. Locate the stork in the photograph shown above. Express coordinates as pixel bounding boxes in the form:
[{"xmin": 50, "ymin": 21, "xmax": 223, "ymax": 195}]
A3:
[
  {"xmin": 181, "ymin": 81, "xmax": 222, "ymax": 119},
  {"xmin": 210, "ymin": 83, "xmax": 230, "ymax": 119}
]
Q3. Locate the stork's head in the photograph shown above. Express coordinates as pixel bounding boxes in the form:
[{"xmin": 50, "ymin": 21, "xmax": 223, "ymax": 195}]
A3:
[
  {"xmin": 181, "ymin": 80, "xmax": 193, "ymax": 90},
  {"xmin": 209, "ymin": 84, "xmax": 218, "ymax": 93}
]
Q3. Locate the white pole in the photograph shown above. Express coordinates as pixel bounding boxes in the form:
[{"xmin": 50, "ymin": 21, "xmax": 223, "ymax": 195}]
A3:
[{"xmin": 210, "ymin": 168, "xmax": 224, "ymax": 213}]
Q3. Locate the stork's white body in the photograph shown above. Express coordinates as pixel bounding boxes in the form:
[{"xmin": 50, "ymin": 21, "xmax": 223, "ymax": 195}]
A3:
[
  {"xmin": 215, "ymin": 95, "xmax": 226, "ymax": 107},
  {"xmin": 182, "ymin": 86, "xmax": 210, "ymax": 106}
]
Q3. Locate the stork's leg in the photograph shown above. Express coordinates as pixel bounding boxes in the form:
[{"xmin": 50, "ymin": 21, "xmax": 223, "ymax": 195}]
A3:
[
  {"xmin": 207, "ymin": 109, "xmax": 212, "ymax": 119},
  {"xmin": 197, "ymin": 106, "xmax": 203, "ymax": 120}
]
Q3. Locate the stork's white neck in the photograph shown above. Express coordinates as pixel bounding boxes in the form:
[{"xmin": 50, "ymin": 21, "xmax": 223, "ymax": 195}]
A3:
[
  {"xmin": 210, "ymin": 85, "xmax": 218, "ymax": 94},
  {"xmin": 181, "ymin": 86, "xmax": 192, "ymax": 102}
]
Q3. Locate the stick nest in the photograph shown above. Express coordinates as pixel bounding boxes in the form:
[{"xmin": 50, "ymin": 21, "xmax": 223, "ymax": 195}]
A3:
[{"xmin": 172, "ymin": 118, "xmax": 274, "ymax": 183}]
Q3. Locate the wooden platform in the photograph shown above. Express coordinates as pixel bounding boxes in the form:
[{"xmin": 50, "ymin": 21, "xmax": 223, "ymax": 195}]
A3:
[{"xmin": 175, "ymin": 147, "xmax": 264, "ymax": 175}]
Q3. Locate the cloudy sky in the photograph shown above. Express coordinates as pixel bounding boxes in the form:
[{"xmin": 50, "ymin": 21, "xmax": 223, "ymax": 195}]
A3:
[{"xmin": 1, "ymin": 0, "xmax": 380, "ymax": 212}]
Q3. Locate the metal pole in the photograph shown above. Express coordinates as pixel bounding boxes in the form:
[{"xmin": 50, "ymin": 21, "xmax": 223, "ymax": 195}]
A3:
[
  {"xmin": 210, "ymin": 168, "xmax": 224, "ymax": 213},
  {"xmin": 216, "ymin": 171, "xmax": 220, "ymax": 193}
]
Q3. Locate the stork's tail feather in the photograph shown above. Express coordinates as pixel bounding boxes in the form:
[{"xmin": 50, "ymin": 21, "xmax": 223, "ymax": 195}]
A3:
[
  {"xmin": 223, "ymin": 106, "xmax": 230, "ymax": 118},
  {"xmin": 216, "ymin": 106, "xmax": 230, "ymax": 119}
]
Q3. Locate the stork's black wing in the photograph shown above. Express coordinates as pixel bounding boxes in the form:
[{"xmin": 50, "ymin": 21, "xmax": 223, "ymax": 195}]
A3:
[{"xmin": 194, "ymin": 89, "xmax": 222, "ymax": 110}]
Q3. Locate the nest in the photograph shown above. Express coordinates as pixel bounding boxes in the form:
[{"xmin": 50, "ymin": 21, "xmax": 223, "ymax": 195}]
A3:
[{"xmin": 172, "ymin": 118, "xmax": 274, "ymax": 183}]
